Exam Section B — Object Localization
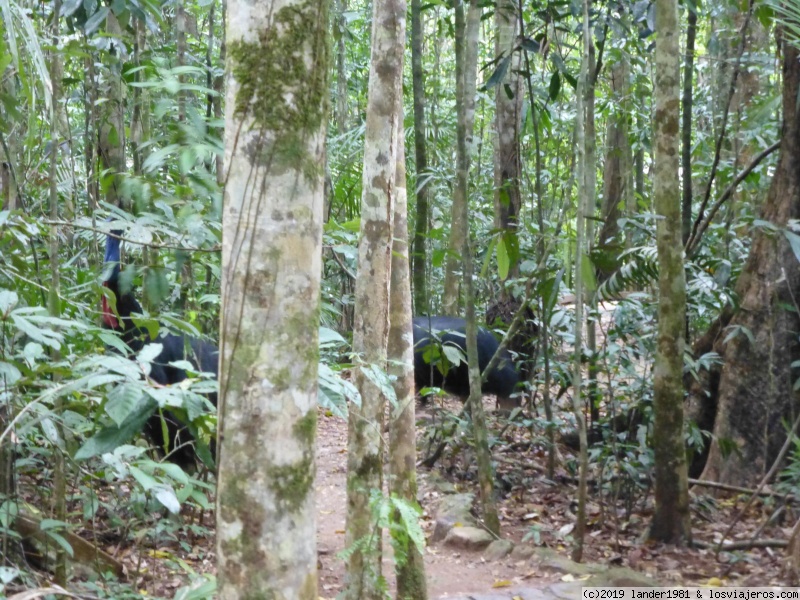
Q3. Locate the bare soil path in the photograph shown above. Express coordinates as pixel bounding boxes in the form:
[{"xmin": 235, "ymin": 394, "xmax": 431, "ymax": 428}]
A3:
[{"xmin": 317, "ymin": 408, "xmax": 561, "ymax": 599}]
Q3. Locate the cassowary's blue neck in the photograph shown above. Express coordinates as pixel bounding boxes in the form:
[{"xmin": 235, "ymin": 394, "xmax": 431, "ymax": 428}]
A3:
[{"xmin": 102, "ymin": 230, "xmax": 144, "ymax": 334}]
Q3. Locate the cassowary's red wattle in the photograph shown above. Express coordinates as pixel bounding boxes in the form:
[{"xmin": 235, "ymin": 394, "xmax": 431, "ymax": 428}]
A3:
[{"xmin": 101, "ymin": 281, "xmax": 119, "ymax": 329}]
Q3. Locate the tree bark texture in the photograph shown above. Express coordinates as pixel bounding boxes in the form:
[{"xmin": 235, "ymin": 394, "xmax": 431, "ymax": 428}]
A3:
[
  {"xmin": 410, "ymin": 0, "xmax": 430, "ymax": 315},
  {"xmin": 596, "ymin": 58, "xmax": 631, "ymax": 281},
  {"xmin": 442, "ymin": 0, "xmax": 480, "ymax": 316},
  {"xmin": 570, "ymin": 0, "xmax": 591, "ymax": 563},
  {"xmin": 691, "ymin": 38, "xmax": 800, "ymax": 488},
  {"xmin": 493, "ymin": 0, "xmax": 521, "ymax": 281},
  {"xmin": 344, "ymin": 0, "xmax": 405, "ymax": 594},
  {"xmin": 680, "ymin": 5, "xmax": 696, "ymax": 246},
  {"xmin": 388, "ymin": 124, "xmax": 428, "ymax": 600},
  {"xmin": 217, "ymin": 0, "xmax": 328, "ymax": 595},
  {"xmin": 649, "ymin": 0, "xmax": 691, "ymax": 544},
  {"xmin": 97, "ymin": 14, "xmax": 126, "ymax": 210}
]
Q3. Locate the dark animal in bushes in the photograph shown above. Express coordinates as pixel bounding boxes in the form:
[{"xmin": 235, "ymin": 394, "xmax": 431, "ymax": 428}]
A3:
[
  {"xmin": 102, "ymin": 230, "xmax": 218, "ymax": 469},
  {"xmin": 412, "ymin": 316, "xmax": 519, "ymax": 410}
]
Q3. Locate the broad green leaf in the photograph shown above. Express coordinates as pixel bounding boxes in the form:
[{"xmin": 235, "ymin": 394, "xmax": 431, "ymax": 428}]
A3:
[
  {"xmin": 75, "ymin": 397, "xmax": 156, "ymax": 460},
  {"xmin": 0, "ymin": 290, "xmax": 17, "ymax": 316},
  {"xmin": 174, "ymin": 576, "xmax": 217, "ymax": 600},
  {"xmin": 785, "ymin": 230, "xmax": 800, "ymax": 264},
  {"xmin": 129, "ymin": 465, "xmax": 157, "ymax": 491},
  {"xmin": 0, "ymin": 362, "xmax": 21, "ymax": 385},
  {"xmin": 144, "ymin": 268, "xmax": 169, "ymax": 306},
  {"xmin": 158, "ymin": 462, "xmax": 190, "ymax": 485},
  {"xmin": 137, "ymin": 343, "xmax": 164, "ymax": 365},
  {"xmin": 154, "ymin": 484, "xmax": 180, "ymax": 513},
  {"xmin": 106, "ymin": 384, "xmax": 145, "ymax": 426},
  {"xmin": 43, "ymin": 530, "xmax": 74, "ymax": 558},
  {"xmin": 83, "ymin": 6, "xmax": 110, "ymax": 35},
  {"xmin": 549, "ymin": 71, "xmax": 561, "ymax": 101},
  {"xmin": 319, "ymin": 327, "xmax": 347, "ymax": 347},
  {"xmin": 442, "ymin": 344, "xmax": 465, "ymax": 367},
  {"xmin": 61, "ymin": 0, "xmax": 82, "ymax": 17},
  {"xmin": 0, "ymin": 566, "xmax": 19, "ymax": 585},
  {"xmin": 40, "ymin": 417, "xmax": 60, "ymax": 445},
  {"xmin": 496, "ymin": 236, "xmax": 509, "ymax": 281},
  {"xmin": 360, "ymin": 364, "xmax": 396, "ymax": 405}
]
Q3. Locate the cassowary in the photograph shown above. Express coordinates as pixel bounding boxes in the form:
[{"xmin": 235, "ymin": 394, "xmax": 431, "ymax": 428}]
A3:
[{"xmin": 101, "ymin": 230, "xmax": 218, "ymax": 470}]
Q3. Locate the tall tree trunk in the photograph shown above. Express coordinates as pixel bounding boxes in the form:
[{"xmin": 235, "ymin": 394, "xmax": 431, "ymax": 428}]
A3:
[
  {"xmin": 48, "ymin": 0, "xmax": 66, "ymax": 582},
  {"xmin": 648, "ymin": 0, "xmax": 691, "ymax": 544},
  {"xmin": 596, "ymin": 58, "xmax": 631, "ymax": 280},
  {"xmin": 692, "ymin": 36, "xmax": 800, "ymax": 488},
  {"xmin": 681, "ymin": 4, "xmax": 697, "ymax": 245},
  {"xmin": 388, "ymin": 123, "xmax": 428, "ymax": 600},
  {"xmin": 442, "ymin": 0, "xmax": 480, "ymax": 315},
  {"xmin": 216, "ymin": 0, "xmax": 328, "ymax": 594},
  {"xmin": 97, "ymin": 15, "xmax": 126, "ymax": 210},
  {"xmin": 335, "ymin": 0, "xmax": 348, "ymax": 132},
  {"xmin": 493, "ymin": 0, "xmax": 521, "ymax": 282},
  {"xmin": 570, "ymin": 0, "xmax": 591, "ymax": 563},
  {"xmin": 410, "ymin": 0, "xmax": 430, "ymax": 315},
  {"xmin": 214, "ymin": 3, "xmax": 226, "ymax": 187},
  {"xmin": 344, "ymin": 0, "xmax": 405, "ymax": 594}
]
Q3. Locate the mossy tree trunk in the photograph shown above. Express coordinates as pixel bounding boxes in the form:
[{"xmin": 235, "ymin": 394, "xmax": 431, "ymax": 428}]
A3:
[
  {"xmin": 344, "ymin": 0, "xmax": 405, "ymax": 594},
  {"xmin": 388, "ymin": 124, "xmax": 428, "ymax": 600},
  {"xmin": 442, "ymin": 0, "xmax": 480, "ymax": 315},
  {"xmin": 97, "ymin": 14, "xmax": 126, "ymax": 210},
  {"xmin": 596, "ymin": 58, "xmax": 631, "ymax": 278},
  {"xmin": 570, "ymin": 0, "xmax": 590, "ymax": 563},
  {"xmin": 492, "ymin": 0, "xmax": 521, "ymax": 283},
  {"xmin": 410, "ymin": 0, "xmax": 429, "ymax": 315},
  {"xmin": 691, "ymin": 36, "xmax": 800, "ymax": 489},
  {"xmin": 648, "ymin": 0, "xmax": 691, "ymax": 545},
  {"xmin": 48, "ymin": 0, "xmax": 66, "ymax": 583},
  {"xmin": 216, "ymin": 0, "xmax": 328, "ymax": 595}
]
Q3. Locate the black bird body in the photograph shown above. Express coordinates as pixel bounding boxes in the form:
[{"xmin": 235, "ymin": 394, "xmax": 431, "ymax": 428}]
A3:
[
  {"xmin": 102, "ymin": 231, "xmax": 218, "ymax": 469},
  {"xmin": 412, "ymin": 316, "xmax": 519, "ymax": 409}
]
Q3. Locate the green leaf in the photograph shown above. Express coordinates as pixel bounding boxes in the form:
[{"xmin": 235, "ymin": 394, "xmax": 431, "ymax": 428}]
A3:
[
  {"xmin": 106, "ymin": 384, "xmax": 145, "ymax": 426},
  {"xmin": 548, "ymin": 71, "xmax": 561, "ymax": 101},
  {"xmin": 484, "ymin": 54, "xmax": 510, "ymax": 91},
  {"xmin": 319, "ymin": 327, "xmax": 347, "ymax": 347},
  {"xmin": 442, "ymin": 344, "xmax": 465, "ymax": 367},
  {"xmin": 61, "ymin": 0, "xmax": 83, "ymax": 17},
  {"xmin": 43, "ymin": 530, "xmax": 74, "ymax": 558},
  {"xmin": 75, "ymin": 397, "xmax": 156, "ymax": 460},
  {"xmin": 0, "ymin": 566, "xmax": 19, "ymax": 586},
  {"xmin": 174, "ymin": 576, "xmax": 217, "ymax": 600},
  {"xmin": 389, "ymin": 495, "xmax": 426, "ymax": 555},
  {"xmin": 153, "ymin": 484, "xmax": 180, "ymax": 514},
  {"xmin": 137, "ymin": 343, "xmax": 164, "ymax": 365},
  {"xmin": 785, "ymin": 230, "xmax": 800, "ymax": 264},
  {"xmin": 40, "ymin": 418, "xmax": 60, "ymax": 445},
  {"xmin": 131, "ymin": 315, "xmax": 160, "ymax": 341},
  {"xmin": 0, "ymin": 362, "xmax": 21, "ymax": 385},
  {"xmin": 158, "ymin": 462, "xmax": 190, "ymax": 485},
  {"xmin": 496, "ymin": 237, "xmax": 509, "ymax": 281},
  {"xmin": 360, "ymin": 364, "xmax": 397, "ymax": 406},
  {"xmin": 129, "ymin": 465, "xmax": 158, "ymax": 491},
  {"xmin": 10, "ymin": 314, "xmax": 62, "ymax": 349},
  {"xmin": 144, "ymin": 268, "xmax": 169, "ymax": 306},
  {"xmin": 84, "ymin": 6, "xmax": 110, "ymax": 37}
]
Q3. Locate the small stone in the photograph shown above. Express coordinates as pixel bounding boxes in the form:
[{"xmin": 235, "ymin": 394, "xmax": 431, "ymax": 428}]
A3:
[
  {"xmin": 510, "ymin": 544, "xmax": 537, "ymax": 561},
  {"xmin": 443, "ymin": 526, "xmax": 495, "ymax": 551},
  {"xmin": 484, "ymin": 539, "xmax": 514, "ymax": 561},
  {"xmin": 430, "ymin": 493, "xmax": 477, "ymax": 542}
]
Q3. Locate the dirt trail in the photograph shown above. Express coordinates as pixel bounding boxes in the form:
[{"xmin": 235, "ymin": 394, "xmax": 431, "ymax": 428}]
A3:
[{"xmin": 315, "ymin": 410, "xmax": 559, "ymax": 598}]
